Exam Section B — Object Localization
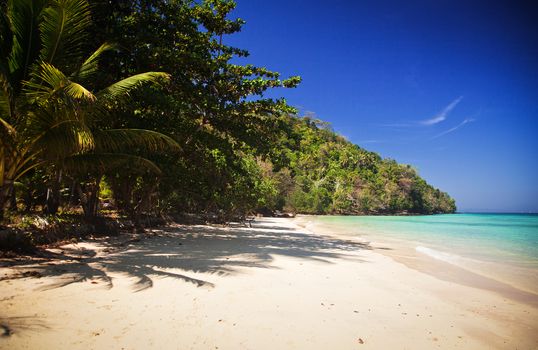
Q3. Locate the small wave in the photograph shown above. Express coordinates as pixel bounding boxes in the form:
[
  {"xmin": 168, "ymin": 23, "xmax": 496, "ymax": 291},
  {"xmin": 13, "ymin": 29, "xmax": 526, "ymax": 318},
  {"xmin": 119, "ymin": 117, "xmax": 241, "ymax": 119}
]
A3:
[{"xmin": 415, "ymin": 246, "xmax": 463, "ymax": 264}]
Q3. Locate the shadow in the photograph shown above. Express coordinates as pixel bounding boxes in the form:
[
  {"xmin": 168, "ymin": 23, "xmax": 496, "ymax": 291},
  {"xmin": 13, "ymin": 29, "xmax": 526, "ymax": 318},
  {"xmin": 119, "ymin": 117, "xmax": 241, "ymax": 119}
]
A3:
[
  {"xmin": 245, "ymin": 224, "xmax": 297, "ymax": 231},
  {"xmin": 0, "ymin": 249, "xmax": 86, "ymax": 268},
  {"xmin": 0, "ymin": 315, "xmax": 50, "ymax": 337},
  {"xmin": 2, "ymin": 220, "xmax": 371, "ymax": 292}
]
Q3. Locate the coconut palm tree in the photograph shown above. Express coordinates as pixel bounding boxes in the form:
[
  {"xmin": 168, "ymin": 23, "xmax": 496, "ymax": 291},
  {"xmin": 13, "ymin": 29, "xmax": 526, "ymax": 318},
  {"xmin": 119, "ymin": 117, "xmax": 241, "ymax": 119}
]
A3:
[{"xmin": 0, "ymin": 0, "xmax": 179, "ymax": 220}]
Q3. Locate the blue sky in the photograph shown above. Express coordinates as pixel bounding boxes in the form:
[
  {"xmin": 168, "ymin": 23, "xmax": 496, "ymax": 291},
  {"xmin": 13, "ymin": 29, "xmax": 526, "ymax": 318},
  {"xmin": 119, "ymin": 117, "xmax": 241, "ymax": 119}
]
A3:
[{"xmin": 227, "ymin": 0, "xmax": 538, "ymax": 212}]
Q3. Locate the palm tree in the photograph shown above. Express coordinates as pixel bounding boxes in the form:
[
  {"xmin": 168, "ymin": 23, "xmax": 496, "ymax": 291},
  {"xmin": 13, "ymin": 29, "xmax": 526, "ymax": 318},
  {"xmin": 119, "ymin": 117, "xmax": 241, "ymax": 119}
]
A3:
[{"xmin": 0, "ymin": 0, "xmax": 179, "ymax": 220}]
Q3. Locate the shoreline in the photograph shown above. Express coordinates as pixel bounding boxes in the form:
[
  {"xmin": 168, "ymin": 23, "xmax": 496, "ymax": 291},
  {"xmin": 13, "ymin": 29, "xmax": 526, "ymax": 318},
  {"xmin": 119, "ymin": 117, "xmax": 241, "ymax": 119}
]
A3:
[
  {"xmin": 294, "ymin": 214, "xmax": 538, "ymax": 302},
  {"xmin": 1, "ymin": 217, "xmax": 537, "ymax": 349}
]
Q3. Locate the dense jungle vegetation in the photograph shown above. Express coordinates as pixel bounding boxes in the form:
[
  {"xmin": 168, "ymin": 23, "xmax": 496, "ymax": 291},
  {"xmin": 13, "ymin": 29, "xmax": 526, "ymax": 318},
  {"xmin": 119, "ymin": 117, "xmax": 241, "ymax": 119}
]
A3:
[{"xmin": 0, "ymin": 0, "xmax": 455, "ymax": 233}]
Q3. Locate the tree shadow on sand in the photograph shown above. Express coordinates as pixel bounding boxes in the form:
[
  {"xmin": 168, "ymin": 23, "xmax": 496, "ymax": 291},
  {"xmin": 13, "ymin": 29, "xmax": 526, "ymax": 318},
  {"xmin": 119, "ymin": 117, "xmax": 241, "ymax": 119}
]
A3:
[
  {"xmin": 3, "ymin": 221, "xmax": 374, "ymax": 292},
  {"xmin": 0, "ymin": 315, "xmax": 50, "ymax": 337}
]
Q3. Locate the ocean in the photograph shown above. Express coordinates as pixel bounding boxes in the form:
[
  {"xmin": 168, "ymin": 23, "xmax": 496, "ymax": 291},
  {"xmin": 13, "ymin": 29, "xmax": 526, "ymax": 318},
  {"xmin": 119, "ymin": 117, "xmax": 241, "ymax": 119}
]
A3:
[{"xmin": 300, "ymin": 213, "xmax": 538, "ymax": 295}]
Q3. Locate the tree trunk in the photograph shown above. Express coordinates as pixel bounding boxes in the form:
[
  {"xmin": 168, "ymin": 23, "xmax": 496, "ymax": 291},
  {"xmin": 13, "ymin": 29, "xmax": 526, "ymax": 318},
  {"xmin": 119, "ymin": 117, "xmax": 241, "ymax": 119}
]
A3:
[
  {"xmin": 8, "ymin": 185, "xmax": 16, "ymax": 210},
  {"xmin": 90, "ymin": 175, "xmax": 102, "ymax": 218},
  {"xmin": 68, "ymin": 179, "xmax": 78, "ymax": 208},
  {"xmin": 78, "ymin": 175, "xmax": 102, "ymax": 219},
  {"xmin": 0, "ymin": 188, "xmax": 10, "ymax": 222},
  {"xmin": 23, "ymin": 185, "xmax": 34, "ymax": 213},
  {"xmin": 0, "ymin": 180, "xmax": 14, "ymax": 222},
  {"xmin": 44, "ymin": 169, "xmax": 62, "ymax": 215}
]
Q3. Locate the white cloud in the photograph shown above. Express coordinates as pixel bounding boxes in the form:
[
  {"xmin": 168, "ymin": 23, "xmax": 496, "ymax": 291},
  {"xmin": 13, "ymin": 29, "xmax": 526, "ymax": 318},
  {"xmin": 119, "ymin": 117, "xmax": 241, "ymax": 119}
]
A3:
[
  {"xmin": 420, "ymin": 96, "xmax": 463, "ymax": 125},
  {"xmin": 432, "ymin": 118, "xmax": 475, "ymax": 139}
]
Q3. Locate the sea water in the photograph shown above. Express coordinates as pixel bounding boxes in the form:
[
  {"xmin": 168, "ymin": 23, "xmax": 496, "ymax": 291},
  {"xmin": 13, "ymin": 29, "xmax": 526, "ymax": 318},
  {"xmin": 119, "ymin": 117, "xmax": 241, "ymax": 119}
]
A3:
[{"xmin": 303, "ymin": 213, "xmax": 538, "ymax": 294}]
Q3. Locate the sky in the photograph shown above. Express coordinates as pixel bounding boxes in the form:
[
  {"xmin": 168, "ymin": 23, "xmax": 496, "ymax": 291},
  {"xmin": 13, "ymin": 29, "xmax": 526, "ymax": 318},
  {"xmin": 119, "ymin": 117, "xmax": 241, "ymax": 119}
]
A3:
[{"xmin": 226, "ymin": 0, "xmax": 538, "ymax": 212}]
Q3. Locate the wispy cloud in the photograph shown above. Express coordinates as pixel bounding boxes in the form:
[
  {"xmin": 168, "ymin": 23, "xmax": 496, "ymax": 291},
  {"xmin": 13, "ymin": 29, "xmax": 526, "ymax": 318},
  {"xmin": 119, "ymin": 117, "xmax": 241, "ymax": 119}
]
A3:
[
  {"xmin": 375, "ymin": 96, "xmax": 464, "ymax": 128},
  {"xmin": 431, "ymin": 118, "xmax": 475, "ymax": 139},
  {"xmin": 420, "ymin": 96, "xmax": 463, "ymax": 125}
]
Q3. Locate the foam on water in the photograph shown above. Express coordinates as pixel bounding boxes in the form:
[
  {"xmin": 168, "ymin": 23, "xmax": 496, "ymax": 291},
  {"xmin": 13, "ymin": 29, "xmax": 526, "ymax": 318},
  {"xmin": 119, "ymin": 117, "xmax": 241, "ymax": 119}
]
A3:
[
  {"xmin": 415, "ymin": 245, "xmax": 463, "ymax": 264},
  {"xmin": 311, "ymin": 213, "xmax": 538, "ymax": 266},
  {"xmin": 305, "ymin": 213, "xmax": 538, "ymax": 294}
]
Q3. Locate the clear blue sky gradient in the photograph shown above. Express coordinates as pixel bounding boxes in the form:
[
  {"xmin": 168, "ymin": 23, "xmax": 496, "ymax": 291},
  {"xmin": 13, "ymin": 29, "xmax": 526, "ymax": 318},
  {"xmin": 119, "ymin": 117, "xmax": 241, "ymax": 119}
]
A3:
[{"xmin": 227, "ymin": 0, "xmax": 538, "ymax": 212}]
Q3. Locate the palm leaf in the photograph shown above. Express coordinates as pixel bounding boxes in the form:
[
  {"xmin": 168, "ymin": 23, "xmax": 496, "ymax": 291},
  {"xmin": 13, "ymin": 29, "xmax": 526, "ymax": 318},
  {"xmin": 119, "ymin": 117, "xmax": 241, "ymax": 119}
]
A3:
[
  {"xmin": 0, "ymin": 7, "xmax": 13, "ymax": 75},
  {"xmin": 0, "ymin": 72, "xmax": 13, "ymax": 119},
  {"xmin": 93, "ymin": 129, "xmax": 180, "ymax": 154},
  {"xmin": 7, "ymin": 0, "xmax": 48, "ymax": 81},
  {"xmin": 24, "ymin": 61, "xmax": 95, "ymax": 102},
  {"xmin": 96, "ymin": 72, "xmax": 170, "ymax": 104},
  {"xmin": 7, "ymin": 0, "xmax": 48, "ymax": 85},
  {"xmin": 64, "ymin": 153, "xmax": 162, "ymax": 175},
  {"xmin": 39, "ymin": 0, "xmax": 91, "ymax": 67},
  {"xmin": 71, "ymin": 42, "xmax": 118, "ymax": 81},
  {"xmin": 25, "ymin": 108, "xmax": 94, "ymax": 158},
  {"xmin": 64, "ymin": 81, "xmax": 95, "ymax": 101}
]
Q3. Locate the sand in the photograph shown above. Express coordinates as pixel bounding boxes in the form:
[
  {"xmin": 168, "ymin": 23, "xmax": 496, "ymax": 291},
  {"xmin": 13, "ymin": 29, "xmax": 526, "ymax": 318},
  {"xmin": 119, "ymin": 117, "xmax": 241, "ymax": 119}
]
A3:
[{"xmin": 1, "ymin": 217, "xmax": 537, "ymax": 349}]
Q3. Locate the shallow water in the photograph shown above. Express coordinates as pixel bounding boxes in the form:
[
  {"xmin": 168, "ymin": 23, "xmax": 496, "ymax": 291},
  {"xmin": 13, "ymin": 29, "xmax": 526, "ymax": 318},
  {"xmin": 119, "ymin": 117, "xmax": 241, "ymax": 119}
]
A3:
[{"xmin": 302, "ymin": 213, "xmax": 538, "ymax": 294}]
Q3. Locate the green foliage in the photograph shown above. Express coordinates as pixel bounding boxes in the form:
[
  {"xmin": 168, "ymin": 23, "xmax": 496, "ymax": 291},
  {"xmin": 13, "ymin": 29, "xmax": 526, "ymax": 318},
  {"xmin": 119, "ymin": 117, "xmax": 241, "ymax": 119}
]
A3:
[
  {"xmin": 264, "ymin": 116, "xmax": 456, "ymax": 215},
  {"xmin": 81, "ymin": 0, "xmax": 301, "ymax": 219},
  {"xmin": 0, "ymin": 0, "xmax": 179, "ymax": 219}
]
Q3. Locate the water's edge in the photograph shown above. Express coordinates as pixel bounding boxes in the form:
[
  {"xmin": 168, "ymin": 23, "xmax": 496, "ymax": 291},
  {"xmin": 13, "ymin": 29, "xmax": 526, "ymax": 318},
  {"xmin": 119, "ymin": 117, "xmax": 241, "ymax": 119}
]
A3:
[{"xmin": 294, "ymin": 214, "xmax": 538, "ymax": 307}]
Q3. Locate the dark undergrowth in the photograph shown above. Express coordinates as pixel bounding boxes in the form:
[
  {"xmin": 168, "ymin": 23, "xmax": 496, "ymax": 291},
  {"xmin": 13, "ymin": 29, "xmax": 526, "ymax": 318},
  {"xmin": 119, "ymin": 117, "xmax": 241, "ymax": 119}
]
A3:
[{"xmin": 0, "ymin": 210, "xmax": 258, "ymax": 256}]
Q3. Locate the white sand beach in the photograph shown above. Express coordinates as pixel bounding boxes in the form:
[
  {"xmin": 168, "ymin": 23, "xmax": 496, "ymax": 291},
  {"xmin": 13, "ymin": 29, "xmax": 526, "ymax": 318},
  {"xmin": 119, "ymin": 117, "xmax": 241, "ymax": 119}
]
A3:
[{"xmin": 1, "ymin": 217, "xmax": 537, "ymax": 349}]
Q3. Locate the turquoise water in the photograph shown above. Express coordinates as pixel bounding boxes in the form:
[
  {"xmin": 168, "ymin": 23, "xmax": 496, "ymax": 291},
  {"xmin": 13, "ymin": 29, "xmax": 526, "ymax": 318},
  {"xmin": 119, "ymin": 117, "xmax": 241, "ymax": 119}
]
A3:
[{"xmin": 310, "ymin": 213, "xmax": 538, "ymax": 269}]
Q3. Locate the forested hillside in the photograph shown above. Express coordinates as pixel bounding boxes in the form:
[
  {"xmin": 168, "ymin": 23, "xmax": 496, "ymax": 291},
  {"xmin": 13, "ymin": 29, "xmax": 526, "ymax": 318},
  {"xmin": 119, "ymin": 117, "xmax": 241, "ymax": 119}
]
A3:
[
  {"xmin": 0, "ymin": 0, "xmax": 455, "ymax": 230},
  {"xmin": 261, "ymin": 116, "xmax": 456, "ymax": 215}
]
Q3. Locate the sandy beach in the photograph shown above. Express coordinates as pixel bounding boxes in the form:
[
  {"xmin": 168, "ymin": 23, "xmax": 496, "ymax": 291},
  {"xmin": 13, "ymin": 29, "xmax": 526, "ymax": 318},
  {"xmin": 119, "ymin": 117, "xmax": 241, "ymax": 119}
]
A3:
[{"xmin": 1, "ymin": 217, "xmax": 537, "ymax": 349}]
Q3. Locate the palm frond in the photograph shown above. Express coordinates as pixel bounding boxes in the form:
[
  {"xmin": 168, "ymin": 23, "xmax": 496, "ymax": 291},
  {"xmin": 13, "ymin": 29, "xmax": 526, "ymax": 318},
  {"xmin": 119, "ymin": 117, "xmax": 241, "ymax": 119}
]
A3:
[
  {"xmin": 64, "ymin": 81, "xmax": 95, "ymax": 101},
  {"xmin": 24, "ymin": 61, "xmax": 95, "ymax": 102},
  {"xmin": 24, "ymin": 61, "xmax": 68, "ymax": 100},
  {"xmin": 7, "ymin": 0, "xmax": 48, "ymax": 84},
  {"xmin": 93, "ymin": 129, "xmax": 180, "ymax": 154},
  {"xmin": 39, "ymin": 0, "xmax": 91, "ymax": 67},
  {"xmin": 71, "ymin": 42, "xmax": 118, "ymax": 81},
  {"xmin": 0, "ymin": 7, "xmax": 13, "ymax": 72},
  {"xmin": 0, "ymin": 72, "xmax": 13, "ymax": 119},
  {"xmin": 64, "ymin": 153, "xmax": 162, "ymax": 175},
  {"xmin": 96, "ymin": 72, "xmax": 170, "ymax": 104},
  {"xmin": 25, "ymin": 108, "xmax": 95, "ymax": 158}
]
